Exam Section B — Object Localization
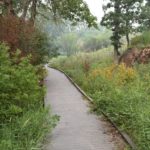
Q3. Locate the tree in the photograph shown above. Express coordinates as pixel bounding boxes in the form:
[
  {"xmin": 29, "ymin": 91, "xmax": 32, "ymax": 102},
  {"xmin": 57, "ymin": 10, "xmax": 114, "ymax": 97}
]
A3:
[
  {"xmin": 140, "ymin": 0, "xmax": 150, "ymax": 30},
  {"xmin": 101, "ymin": 0, "xmax": 123, "ymax": 58},
  {"xmin": 101, "ymin": 0, "xmax": 143, "ymax": 58},
  {"xmin": 56, "ymin": 33, "xmax": 80, "ymax": 56},
  {"xmin": 0, "ymin": 0, "xmax": 97, "ymax": 63},
  {"xmin": 0, "ymin": 0, "xmax": 97, "ymax": 27},
  {"xmin": 121, "ymin": 0, "xmax": 143, "ymax": 46},
  {"xmin": 49, "ymin": 0, "xmax": 97, "ymax": 27}
]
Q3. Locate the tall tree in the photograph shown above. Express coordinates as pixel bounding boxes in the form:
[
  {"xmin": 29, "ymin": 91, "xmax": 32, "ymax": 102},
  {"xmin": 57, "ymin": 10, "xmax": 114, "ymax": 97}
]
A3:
[
  {"xmin": 101, "ymin": 0, "xmax": 143, "ymax": 57},
  {"xmin": 101, "ymin": 0, "xmax": 123, "ymax": 59},
  {"xmin": 30, "ymin": 0, "xmax": 37, "ymax": 24},
  {"xmin": 0, "ymin": 0, "xmax": 97, "ymax": 27},
  {"xmin": 0, "ymin": 0, "xmax": 97, "ymax": 63},
  {"xmin": 121, "ymin": 0, "xmax": 143, "ymax": 46},
  {"xmin": 140, "ymin": 0, "xmax": 150, "ymax": 30}
]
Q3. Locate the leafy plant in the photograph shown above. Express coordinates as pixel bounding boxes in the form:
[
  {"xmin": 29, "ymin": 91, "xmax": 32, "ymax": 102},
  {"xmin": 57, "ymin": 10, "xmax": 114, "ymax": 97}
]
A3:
[{"xmin": 0, "ymin": 43, "xmax": 58, "ymax": 149}]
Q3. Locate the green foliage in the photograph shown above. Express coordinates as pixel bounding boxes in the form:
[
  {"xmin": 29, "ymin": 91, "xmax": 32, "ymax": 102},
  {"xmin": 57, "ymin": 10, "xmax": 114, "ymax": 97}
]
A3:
[
  {"xmin": 0, "ymin": 43, "xmax": 58, "ymax": 149},
  {"xmin": 139, "ymin": 0, "xmax": 150, "ymax": 31},
  {"xmin": 101, "ymin": 0, "xmax": 123, "ymax": 55},
  {"xmin": 0, "ymin": 0, "xmax": 97, "ymax": 28},
  {"xmin": 49, "ymin": 0, "xmax": 97, "ymax": 27},
  {"xmin": 29, "ymin": 29, "xmax": 50, "ymax": 64},
  {"xmin": 19, "ymin": 26, "xmax": 58, "ymax": 65},
  {"xmin": 50, "ymin": 49, "xmax": 150, "ymax": 150},
  {"xmin": 47, "ymin": 24, "xmax": 112, "ymax": 55},
  {"xmin": 0, "ymin": 15, "xmax": 55, "ymax": 65},
  {"xmin": 0, "ymin": 44, "xmax": 44, "ymax": 122},
  {"xmin": 56, "ymin": 33, "xmax": 80, "ymax": 56},
  {"xmin": 0, "ymin": 108, "xmax": 59, "ymax": 150},
  {"xmin": 120, "ymin": 0, "xmax": 143, "ymax": 46},
  {"xmin": 131, "ymin": 31, "xmax": 150, "ymax": 48},
  {"xmin": 83, "ymin": 35, "xmax": 111, "ymax": 52},
  {"xmin": 101, "ymin": 0, "xmax": 143, "ymax": 54}
]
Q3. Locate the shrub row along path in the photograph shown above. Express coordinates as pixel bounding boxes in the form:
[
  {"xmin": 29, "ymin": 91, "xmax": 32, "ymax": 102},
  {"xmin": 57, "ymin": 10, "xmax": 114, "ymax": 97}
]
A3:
[{"xmin": 44, "ymin": 67, "xmax": 118, "ymax": 150}]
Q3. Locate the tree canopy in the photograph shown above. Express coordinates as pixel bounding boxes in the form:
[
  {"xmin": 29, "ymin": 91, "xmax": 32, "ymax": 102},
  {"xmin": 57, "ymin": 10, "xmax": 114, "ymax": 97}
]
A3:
[
  {"xmin": 101, "ymin": 0, "xmax": 144, "ymax": 57},
  {"xmin": 0, "ymin": 0, "xmax": 97, "ymax": 27}
]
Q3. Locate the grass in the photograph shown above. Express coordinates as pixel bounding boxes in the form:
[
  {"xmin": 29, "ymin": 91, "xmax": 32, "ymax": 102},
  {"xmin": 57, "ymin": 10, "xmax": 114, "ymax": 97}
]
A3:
[
  {"xmin": 0, "ymin": 108, "xmax": 58, "ymax": 150},
  {"xmin": 50, "ymin": 47, "xmax": 150, "ymax": 150}
]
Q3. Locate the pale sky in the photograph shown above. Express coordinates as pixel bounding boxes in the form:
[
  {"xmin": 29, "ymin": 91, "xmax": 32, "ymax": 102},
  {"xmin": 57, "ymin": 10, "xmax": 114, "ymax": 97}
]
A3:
[{"xmin": 84, "ymin": 0, "xmax": 104, "ymax": 22}]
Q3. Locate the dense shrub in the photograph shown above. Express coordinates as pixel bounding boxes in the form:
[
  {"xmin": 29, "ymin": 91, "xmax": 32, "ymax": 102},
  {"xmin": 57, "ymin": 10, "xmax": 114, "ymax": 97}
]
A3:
[
  {"xmin": 0, "ymin": 43, "xmax": 44, "ymax": 122},
  {"xmin": 0, "ymin": 16, "xmax": 50, "ymax": 65},
  {"xmin": 0, "ymin": 43, "xmax": 58, "ymax": 149},
  {"xmin": 50, "ymin": 48, "xmax": 150, "ymax": 150}
]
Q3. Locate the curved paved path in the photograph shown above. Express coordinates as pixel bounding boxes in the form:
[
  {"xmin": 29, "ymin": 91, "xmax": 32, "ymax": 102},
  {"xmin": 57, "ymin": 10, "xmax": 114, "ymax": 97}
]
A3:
[{"xmin": 44, "ymin": 67, "xmax": 116, "ymax": 150}]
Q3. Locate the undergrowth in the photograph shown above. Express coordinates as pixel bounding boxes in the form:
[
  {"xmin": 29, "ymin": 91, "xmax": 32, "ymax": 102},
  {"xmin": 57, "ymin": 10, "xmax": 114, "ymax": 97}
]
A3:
[
  {"xmin": 50, "ymin": 48, "xmax": 150, "ymax": 150},
  {"xmin": 0, "ymin": 43, "xmax": 58, "ymax": 150}
]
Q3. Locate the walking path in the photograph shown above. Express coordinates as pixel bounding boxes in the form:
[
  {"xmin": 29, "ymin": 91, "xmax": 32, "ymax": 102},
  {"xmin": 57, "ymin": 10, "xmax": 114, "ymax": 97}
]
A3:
[{"xmin": 44, "ymin": 67, "xmax": 117, "ymax": 150}]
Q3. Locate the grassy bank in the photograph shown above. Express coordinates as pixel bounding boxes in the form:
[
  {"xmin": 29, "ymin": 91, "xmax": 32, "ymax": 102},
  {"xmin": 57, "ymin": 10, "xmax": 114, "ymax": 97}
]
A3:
[{"xmin": 50, "ymin": 47, "xmax": 150, "ymax": 150}]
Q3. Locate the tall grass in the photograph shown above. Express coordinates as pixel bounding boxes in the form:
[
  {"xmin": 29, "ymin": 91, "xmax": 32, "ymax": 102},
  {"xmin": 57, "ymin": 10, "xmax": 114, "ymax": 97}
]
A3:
[
  {"xmin": 50, "ymin": 47, "xmax": 150, "ymax": 150},
  {"xmin": 0, "ymin": 108, "xmax": 58, "ymax": 150}
]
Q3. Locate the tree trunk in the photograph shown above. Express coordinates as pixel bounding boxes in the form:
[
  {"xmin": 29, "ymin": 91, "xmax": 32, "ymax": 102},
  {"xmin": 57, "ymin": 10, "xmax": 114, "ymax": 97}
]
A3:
[
  {"xmin": 113, "ymin": 1, "xmax": 121, "ymax": 63},
  {"xmin": 114, "ymin": 45, "xmax": 120, "ymax": 63},
  {"xmin": 30, "ymin": 0, "xmax": 37, "ymax": 25},
  {"xmin": 126, "ymin": 33, "xmax": 130, "ymax": 47},
  {"xmin": 125, "ymin": 17, "xmax": 130, "ymax": 47},
  {"xmin": 21, "ymin": 0, "xmax": 32, "ymax": 19}
]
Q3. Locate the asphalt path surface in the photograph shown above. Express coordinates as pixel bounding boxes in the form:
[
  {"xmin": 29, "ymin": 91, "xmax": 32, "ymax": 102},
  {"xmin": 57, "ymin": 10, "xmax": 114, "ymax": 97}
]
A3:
[{"xmin": 44, "ymin": 67, "xmax": 117, "ymax": 150}]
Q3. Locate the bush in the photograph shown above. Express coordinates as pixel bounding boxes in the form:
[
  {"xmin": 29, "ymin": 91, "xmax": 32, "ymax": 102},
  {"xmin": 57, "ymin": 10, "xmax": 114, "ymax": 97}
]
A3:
[
  {"xmin": 0, "ymin": 16, "xmax": 51, "ymax": 65},
  {"xmin": 0, "ymin": 43, "xmax": 44, "ymax": 122},
  {"xmin": 0, "ymin": 43, "xmax": 58, "ymax": 149}
]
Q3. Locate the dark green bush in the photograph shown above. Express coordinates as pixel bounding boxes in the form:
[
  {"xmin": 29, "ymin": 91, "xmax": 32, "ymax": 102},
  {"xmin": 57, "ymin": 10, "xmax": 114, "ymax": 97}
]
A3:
[
  {"xmin": 0, "ymin": 43, "xmax": 58, "ymax": 149},
  {"xmin": 0, "ymin": 43, "xmax": 44, "ymax": 122}
]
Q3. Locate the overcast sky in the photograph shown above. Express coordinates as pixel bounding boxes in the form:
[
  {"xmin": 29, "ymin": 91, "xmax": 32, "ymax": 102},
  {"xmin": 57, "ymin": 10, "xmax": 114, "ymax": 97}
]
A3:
[{"xmin": 84, "ymin": 0, "xmax": 104, "ymax": 22}]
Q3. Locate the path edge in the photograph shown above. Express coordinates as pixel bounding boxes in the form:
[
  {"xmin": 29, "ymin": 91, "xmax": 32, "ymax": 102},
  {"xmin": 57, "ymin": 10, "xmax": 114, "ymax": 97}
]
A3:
[{"xmin": 49, "ymin": 67, "xmax": 137, "ymax": 150}]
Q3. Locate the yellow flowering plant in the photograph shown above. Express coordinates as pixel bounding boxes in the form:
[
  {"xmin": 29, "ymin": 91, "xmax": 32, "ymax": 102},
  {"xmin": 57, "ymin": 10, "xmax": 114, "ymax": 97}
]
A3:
[{"xmin": 89, "ymin": 63, "xmax": 137, "ymax": 86}]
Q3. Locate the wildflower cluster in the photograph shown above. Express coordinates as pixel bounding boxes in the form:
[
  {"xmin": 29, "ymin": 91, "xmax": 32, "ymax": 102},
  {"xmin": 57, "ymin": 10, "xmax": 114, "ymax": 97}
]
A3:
[{"xmin": 89, "ymin": 63, "xmax": 137, "ymax": 86}]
